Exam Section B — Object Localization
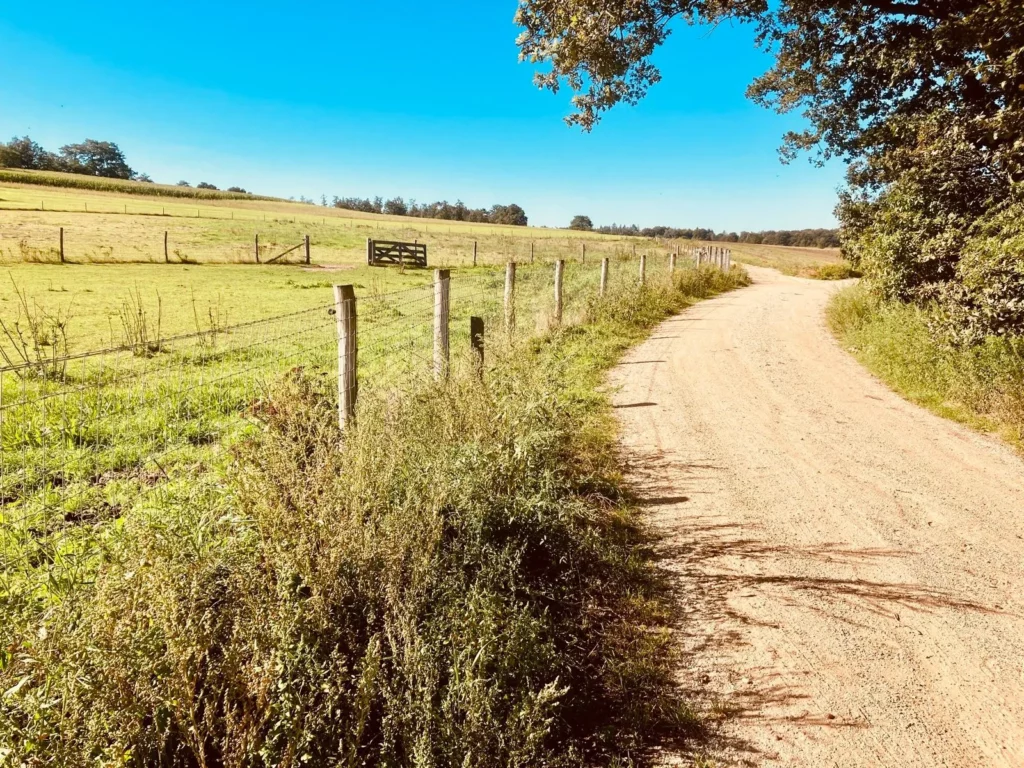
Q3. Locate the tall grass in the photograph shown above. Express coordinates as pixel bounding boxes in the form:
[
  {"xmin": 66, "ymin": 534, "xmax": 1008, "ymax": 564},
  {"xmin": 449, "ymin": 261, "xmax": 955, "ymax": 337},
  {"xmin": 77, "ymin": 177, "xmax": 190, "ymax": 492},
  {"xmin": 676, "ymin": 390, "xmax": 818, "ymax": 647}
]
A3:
[
  {"xmin": 828, "ymin": 284, "xmax": 1024, "ymax": 446},
  {"xmin": 0, "ymin": 266, "xmax": 750, "ymax": 766}
]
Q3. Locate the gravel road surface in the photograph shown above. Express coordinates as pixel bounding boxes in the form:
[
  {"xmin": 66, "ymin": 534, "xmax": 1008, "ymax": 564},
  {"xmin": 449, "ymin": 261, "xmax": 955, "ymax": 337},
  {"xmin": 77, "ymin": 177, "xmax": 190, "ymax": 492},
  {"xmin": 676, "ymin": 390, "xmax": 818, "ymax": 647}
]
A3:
[{"xmin": 611, "ymin": 266, "xmax": 1024, "ymax": 766}]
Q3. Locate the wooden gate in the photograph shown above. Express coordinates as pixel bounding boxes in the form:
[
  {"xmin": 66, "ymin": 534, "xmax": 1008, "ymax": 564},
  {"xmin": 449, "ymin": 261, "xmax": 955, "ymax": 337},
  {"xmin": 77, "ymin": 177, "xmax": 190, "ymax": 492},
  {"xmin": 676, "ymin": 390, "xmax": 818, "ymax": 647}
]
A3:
[{"xmin": 366, "ymin": 239, "xmax": 427, "ymax": 267}]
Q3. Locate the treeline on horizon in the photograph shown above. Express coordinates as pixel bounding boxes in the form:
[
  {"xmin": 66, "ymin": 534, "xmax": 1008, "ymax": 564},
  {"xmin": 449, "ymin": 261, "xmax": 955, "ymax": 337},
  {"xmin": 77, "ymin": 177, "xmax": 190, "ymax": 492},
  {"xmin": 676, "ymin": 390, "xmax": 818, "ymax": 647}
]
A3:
[
  {"xmin": 0, "ymin": 135, "xmax": 248, "ymax": 192},
  {"xmin": 330, "ymin": 196, "xmax": 529, "ymax": 226},
  {"xmin": 594, "ymin": 224, "xmax": 839, "ymax": 248}
]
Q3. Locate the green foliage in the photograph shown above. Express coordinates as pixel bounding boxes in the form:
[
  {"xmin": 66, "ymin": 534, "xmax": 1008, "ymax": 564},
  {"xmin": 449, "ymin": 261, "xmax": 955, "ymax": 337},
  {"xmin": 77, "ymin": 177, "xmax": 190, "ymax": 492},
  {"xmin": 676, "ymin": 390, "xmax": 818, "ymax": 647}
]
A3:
[
  {"xmin": 0, "ymin": 265, "xmax": 750, "ymax": 766},
  {"xmin": 57, "ymin": 139, "xmax": 134, "ymax": 180},
  {"xmin": 517, "ymin": 0, "xmax": 1024, "ymax": 341},
  {"xmin": 828, "ymin": 284, "xmax": 1024, "ymax": 446},
  {"xmin": 809, "ymin": 262, "xmax": 860, "ymax": 280},
  {"xmin": 570, "ymin": 215, "xmax": 593, "ymax": 231}
]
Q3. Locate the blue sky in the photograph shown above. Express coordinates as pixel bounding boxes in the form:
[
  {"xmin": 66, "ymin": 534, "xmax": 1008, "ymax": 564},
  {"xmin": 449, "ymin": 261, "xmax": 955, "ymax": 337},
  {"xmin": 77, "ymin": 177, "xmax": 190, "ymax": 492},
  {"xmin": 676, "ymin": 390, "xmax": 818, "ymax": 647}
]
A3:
[{"xmin": 0, "ymin": 1, "xmax": 844, "ymax": 231}]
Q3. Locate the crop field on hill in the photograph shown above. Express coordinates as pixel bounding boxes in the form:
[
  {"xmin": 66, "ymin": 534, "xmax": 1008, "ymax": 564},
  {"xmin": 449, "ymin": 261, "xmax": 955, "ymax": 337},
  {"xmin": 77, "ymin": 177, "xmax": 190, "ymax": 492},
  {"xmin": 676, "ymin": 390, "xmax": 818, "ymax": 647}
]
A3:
[{"xmin": 0, "ymin": 175, "xmax": 642, "ymax": 266}]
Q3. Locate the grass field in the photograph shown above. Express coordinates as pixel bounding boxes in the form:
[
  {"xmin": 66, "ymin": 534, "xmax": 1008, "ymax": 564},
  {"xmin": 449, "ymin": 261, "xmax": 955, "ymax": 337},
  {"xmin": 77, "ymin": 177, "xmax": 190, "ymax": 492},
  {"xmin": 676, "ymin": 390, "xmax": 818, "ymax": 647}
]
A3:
[
  {"xmin": 0, "ymin": 236, "xmax": 751, "ymax": 763},
  {"xmin": 0, "ymin": 174, "xmax": 649, "ymax": 266},
  {"xmin": 718, "ymin": 240, "xmax": 850, "ymax": 277}
]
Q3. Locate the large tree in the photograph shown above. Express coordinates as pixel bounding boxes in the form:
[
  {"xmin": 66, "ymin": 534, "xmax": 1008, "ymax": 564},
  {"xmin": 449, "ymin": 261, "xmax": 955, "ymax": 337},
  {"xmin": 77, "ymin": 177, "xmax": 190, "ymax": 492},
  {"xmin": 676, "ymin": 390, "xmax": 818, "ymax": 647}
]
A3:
[
  {"xmin": 516, "ymin": 0, "xmax": 1024, "ymax": 333},
  {"xmin": 58, "ymin": 139, "xmax": 134, "ymax": 179},
  {"xmin": 515, "ymin": 0, "xmax": 1024, "ymax": 179},
  {"xmin": 0, "ymin": 136, "xmax": 57, "ymax": 170}
]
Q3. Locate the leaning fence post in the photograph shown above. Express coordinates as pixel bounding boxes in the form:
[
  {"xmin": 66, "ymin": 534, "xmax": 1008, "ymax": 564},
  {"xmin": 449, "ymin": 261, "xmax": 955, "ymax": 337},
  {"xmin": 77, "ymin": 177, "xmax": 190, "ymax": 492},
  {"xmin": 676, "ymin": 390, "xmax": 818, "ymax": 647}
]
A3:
[
  {"xmin": 333, "ymin": 284, "xmax": 357, "ymax": 430},
  {"xmin": 434, "ymin": 269, "xmax": 451, "ymax": 380},
  {"xmin": 304, "ymin": 235, "xmax": 311, "ymax": 264},
  {"xmin": 164, "ymin": 231, "xmax": 169, "ymax": 263},
  {"xmin": 504, "ymin": 261, "xmax": 516, "ymax": 332},
  {"xmin": 639, "ymin": 253, "xmax": 647, "ymax": 285},
  {"xmin": 553, "ymin": 259, "xmax": 564, "ymax": 326},
  {"xmin": 470, "ymin": 316, "xmax": 484, "ymax": 378},
  {"xmin": 600, "ymin": 257, "xmax": 609, "ymax": 297},
  {"xmin": 530, "ymin": 241, "xmax": 535, "ymax": 264}
]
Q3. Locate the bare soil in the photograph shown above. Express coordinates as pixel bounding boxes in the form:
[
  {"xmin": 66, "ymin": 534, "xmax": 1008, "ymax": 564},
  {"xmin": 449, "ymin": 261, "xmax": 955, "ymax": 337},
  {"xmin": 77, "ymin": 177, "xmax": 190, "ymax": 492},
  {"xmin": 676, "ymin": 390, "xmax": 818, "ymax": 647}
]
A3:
[{"xmin": 611, "ymin": 266, "xmax": 1024, "ymax": 766}]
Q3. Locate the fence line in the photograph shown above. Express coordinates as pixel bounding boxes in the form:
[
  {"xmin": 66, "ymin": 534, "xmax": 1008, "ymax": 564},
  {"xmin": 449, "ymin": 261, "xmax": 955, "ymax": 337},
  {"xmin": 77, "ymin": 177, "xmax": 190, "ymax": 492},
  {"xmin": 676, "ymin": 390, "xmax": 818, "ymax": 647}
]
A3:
[
  {"xmin": 0, "ymin": 250, "xmax": 733, "ymax": 602},
  {"xmin": 0, "ymin": 217, "xmax": 732, "ymax": 269}
]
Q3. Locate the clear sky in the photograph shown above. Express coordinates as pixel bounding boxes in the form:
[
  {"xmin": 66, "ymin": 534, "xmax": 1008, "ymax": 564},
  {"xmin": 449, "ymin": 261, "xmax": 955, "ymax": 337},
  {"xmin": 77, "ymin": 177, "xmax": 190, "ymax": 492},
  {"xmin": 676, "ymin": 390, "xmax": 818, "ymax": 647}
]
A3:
[{"xmin": 0, "ymin": 1, "xmax": 845, "ymax": 231}]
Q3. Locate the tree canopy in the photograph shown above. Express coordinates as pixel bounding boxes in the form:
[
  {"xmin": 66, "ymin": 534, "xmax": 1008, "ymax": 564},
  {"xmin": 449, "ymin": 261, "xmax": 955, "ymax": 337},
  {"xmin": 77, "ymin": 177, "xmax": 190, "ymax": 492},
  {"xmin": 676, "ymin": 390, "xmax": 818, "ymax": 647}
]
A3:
[
  {"xmin": 569, "ymin": 215, "xmax": 593, "ymax": 231},
  {"xmin": 515, "ymin": 0, "xmax": 1023, "ymax": 174},
  {"xmin": 517, "ymin": 0, "xmax": 1024, "ymax": 337}
]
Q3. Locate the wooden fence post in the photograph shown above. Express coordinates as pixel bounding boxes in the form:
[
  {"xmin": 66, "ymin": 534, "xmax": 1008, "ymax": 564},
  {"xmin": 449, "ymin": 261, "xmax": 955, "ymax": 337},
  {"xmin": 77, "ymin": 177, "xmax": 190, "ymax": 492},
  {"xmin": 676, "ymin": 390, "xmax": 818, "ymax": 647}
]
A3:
[
  {"xmin": 670, "ymin": 251, "xmax": 677, "ymax": 273},
  {"xmin": 553, "ymin": 259, "xmax": 564, "ymax": 326},
  {"xmin": 639, "ymin": 253, "xmax": 647, "ymax": 285},
  {"xmin": 473, "ymin": 240, "xmax": 478, "ymax": 267},
  {"xmin": 366, "ymin": 238, "xmax": 373, "ymax": 266},
  {"xmin": 164, "ymin": 231, "xmax": 169, "ymax": 263},
  {"xmin": 434, "ymin": 269, "xmax": 451, "ymax": 380},
  {"xmin": 333, "ymin": 285, "xmax": 357, "ymax": 430},
  {"xmin": 304, "ymin": 235, "xmax": 311, "ymax": 264},
  {"xmin": 530, "ymin": 241, "xmax": 535, "ymax": 264},
  {"xmin": 471, "ymin": 316, "xmax": 484, "ymax": 379},
  {"xmin": 504, "ymin": 261, "xmax": 516, "ymax": 332},
  {"xmin": 255, "ymin": 234, "xmax": 260, "ymax": 263},
  {"xmin": 582, "ymin": 243, "xmax": 586, "ymax": 263},
  {"xmin": 600, "ymin": 257, "xmax": 609, "ymax": 297},
  {"xmin": 59, "ymin": 227, "xmax": 64, "ymax": 264}
]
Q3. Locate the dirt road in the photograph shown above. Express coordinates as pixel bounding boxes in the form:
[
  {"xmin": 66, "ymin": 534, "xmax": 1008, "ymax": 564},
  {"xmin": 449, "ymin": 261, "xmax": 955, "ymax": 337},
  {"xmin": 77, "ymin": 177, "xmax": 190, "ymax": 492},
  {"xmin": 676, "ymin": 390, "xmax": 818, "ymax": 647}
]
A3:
[{"xmin": 611, "ymin": 266, "xmax": 1024, "ymax": 767}]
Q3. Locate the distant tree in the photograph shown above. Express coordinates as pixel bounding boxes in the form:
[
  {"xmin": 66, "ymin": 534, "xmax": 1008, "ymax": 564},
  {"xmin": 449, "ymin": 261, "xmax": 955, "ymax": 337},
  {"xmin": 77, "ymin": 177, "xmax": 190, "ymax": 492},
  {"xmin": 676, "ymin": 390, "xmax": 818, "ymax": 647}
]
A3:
[
  {"xmin": 177, "ymin": 180, "xmax": 191, "ymax": 187},
  {"xmin": 135, "ymin": 173, "xmax": 153, "ymax": 183},
  {"xmin": 227, "ymin": 186, "xmax": 248, "ymax": 193},
  {"xmin": 197, "ymin": 182, "xmax": 218, "ymax": 190},
  {"xmin": 0, "ymin": 136, "xmax": 56, "ymax": 170},
  {"xmin": 569, "ymin": 215, "xmax": 593, "ymax": 231},
  {"xmin": 58, "ymin": 140, "xmax": 133, "ymax": 179},
  {"xmin": 490, "ymin": 203, "xmax": 529, "ymax": 226},
  {"xmin": 383, "ymin": 197, "xmax": 408, "ymax": 216}
]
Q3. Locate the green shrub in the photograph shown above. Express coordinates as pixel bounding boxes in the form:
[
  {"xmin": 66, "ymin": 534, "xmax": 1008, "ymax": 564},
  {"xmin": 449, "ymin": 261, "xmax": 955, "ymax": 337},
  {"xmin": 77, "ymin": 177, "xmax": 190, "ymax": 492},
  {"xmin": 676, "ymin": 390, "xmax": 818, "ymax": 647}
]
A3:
[
  {"xmin": 829, "ymin": 284, "xmax": 1024, "ymax": 446},
  {"xmin": 810, "ymin": 262, "xmax": 860, "ymax": 280}
]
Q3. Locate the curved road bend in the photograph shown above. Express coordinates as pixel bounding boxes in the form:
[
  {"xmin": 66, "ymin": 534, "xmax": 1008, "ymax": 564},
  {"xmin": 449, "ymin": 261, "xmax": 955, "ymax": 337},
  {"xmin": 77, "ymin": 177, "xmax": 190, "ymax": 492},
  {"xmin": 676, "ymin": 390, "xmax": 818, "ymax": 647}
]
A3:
[{"xmin": 611, "ymin": 266, "xmax": 1024, "ymax": 767}]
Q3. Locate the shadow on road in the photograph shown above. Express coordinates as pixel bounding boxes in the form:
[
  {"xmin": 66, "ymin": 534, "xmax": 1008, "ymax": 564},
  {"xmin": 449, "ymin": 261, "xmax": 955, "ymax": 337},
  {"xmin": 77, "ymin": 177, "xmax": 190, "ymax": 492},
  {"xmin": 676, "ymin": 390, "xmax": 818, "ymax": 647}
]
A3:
[{"xmin": 619, "ymin": 445, "xmax": 999, "ymax": 766}]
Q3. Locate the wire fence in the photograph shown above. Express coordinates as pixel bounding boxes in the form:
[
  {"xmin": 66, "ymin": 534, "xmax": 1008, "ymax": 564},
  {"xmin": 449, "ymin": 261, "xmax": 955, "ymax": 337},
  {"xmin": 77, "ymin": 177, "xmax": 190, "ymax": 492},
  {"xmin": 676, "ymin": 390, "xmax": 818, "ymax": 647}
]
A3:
[
  {"xmin": 0, "ymin": 212, "xmax": 707, "ymax": 267},
  {"xmin": 0, "ymin": 248, "xmax": 731, "ymax": 603}
]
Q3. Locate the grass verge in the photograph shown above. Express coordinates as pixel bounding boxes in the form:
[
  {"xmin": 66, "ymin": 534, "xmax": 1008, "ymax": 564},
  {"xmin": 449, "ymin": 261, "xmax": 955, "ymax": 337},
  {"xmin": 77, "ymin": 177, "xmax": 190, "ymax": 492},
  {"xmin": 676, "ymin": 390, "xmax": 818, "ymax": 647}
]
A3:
[
  {"xmin": 827, "ymin": 283, "xmax": 1024, "ymax": 448},
  {"xmin": 0, "ymin": 265, "xmax": 750, "ymax": 766}
]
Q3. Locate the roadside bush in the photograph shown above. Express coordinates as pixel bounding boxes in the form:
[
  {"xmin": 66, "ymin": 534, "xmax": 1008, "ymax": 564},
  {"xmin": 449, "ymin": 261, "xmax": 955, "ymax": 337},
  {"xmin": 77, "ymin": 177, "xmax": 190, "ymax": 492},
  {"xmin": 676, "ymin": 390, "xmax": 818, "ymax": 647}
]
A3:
[
  {"xmin": 829, "ymin": 283, "xmax": 1024, "ymax": 445},
  {"xmin": 810, "ymin": 262, "xmax": 860, "ymax": 281},
  {"xmin": 933, "ymin": 202, "xmax": 1024, "ymax": 344}
]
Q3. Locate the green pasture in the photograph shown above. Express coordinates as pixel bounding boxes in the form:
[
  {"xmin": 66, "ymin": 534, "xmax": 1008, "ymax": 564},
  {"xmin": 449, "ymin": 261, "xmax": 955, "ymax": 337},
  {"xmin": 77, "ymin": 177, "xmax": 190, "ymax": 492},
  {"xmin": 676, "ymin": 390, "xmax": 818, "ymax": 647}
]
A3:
[{"xmin": 0, "ymin": 251, "xmax": 680, "ymax": 606}]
